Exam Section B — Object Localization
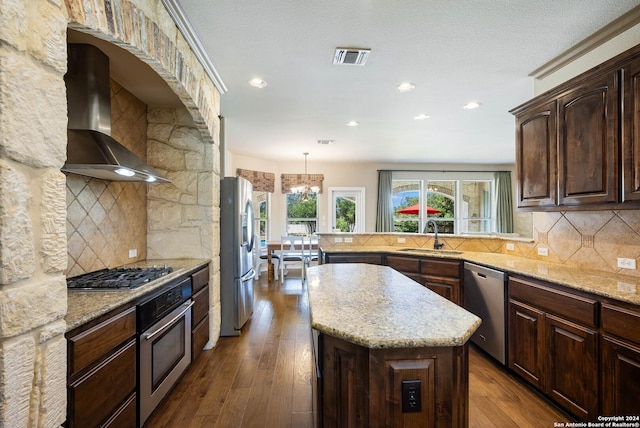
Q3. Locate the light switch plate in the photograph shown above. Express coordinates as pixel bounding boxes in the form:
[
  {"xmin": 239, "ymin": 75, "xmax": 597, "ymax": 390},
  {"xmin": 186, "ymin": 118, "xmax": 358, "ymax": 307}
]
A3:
[
  {"xmin": 128, "ymin": 248, "xmax": 137, "ymax": 258},
  {"xmin": 344, "ymin": 237, "xmax": 353, "ymax": 243},
  {"xmin": 334, "ymin": 237, "xmax": 343, "ymax": 243},
  {"xmin": 398, "ymin": 237, "xmax": 406, "ymax": 244},
  {"xmin": 506, "ymin": 243, "xmax": 515, "ymax": 251},
  {"xmin": 537, "ymin": 247, "xmax": 548, "ymax": 256}
]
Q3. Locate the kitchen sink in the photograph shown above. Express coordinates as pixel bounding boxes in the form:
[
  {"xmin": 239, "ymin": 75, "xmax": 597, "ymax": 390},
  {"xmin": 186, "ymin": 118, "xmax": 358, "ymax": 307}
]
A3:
[{"xmin": 397, "ymin": 248, "xmax": 463, "ymax": 255}]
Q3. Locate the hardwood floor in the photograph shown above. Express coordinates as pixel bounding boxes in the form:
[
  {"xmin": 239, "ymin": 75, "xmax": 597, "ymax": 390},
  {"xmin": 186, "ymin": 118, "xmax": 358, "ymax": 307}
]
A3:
[{"xmin": 146, "ymin": 270, "xmax": 568, "ymax": 427}]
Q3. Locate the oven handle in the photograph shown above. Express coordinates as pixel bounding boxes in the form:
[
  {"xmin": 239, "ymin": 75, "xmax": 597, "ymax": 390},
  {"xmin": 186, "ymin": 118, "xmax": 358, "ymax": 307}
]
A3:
[{"xmin": 142, "ymin": 300, "xmax": 194, "ymax": 341}]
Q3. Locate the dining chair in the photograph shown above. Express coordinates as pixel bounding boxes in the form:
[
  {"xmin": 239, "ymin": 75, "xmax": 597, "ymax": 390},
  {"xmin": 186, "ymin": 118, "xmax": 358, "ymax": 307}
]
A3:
[
  {"xmin": 302, "ymin": 235, "xmax": 319, "ymax": 281},
  {"xmin": 279, "ymin": 235, "xmax": 305, "ymax": 282},
  {"xmin": 254, "ymin": 235, "xmax": 280, "ymax": 280}
]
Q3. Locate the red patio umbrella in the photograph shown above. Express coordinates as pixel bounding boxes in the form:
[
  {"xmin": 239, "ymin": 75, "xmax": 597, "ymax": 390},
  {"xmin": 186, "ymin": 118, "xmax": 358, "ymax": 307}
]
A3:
[{"xmin": 396, "ymin": 204, "xmax": 441, "ymax": 215}]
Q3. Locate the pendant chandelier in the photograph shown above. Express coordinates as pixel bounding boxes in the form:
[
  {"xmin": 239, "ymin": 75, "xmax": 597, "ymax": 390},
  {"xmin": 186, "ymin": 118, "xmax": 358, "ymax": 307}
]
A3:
[{"xmin": 291, "ymin": 152, "xmax": 321, "ymax": 194}]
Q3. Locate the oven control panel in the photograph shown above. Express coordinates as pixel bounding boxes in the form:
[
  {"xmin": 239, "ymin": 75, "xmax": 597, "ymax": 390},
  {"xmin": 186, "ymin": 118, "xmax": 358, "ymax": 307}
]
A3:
[{"xmin": 137, "ymin": 277, "xmax": 192, "ymax": 332}]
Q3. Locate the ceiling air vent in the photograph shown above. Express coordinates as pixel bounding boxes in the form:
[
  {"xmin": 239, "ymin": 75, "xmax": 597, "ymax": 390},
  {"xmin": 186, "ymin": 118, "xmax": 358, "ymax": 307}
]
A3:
[
  {"xmin": 333, "ymin": 48, "xmax": 371, "ymax": 66},
  {"xmin": 317, "ymin": 139, "xmax": 335, "ymax": 145}
]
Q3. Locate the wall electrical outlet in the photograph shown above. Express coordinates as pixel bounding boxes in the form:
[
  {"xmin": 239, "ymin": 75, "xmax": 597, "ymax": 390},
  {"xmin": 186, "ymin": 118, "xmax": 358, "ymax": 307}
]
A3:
[
  {"xmin": 344, "ymin": 237, "xmax": 353, "ymax": 243},
  {"xmin": 397, "ymin": 237, "xmax": 406, "ymax": 244},
  {"xmin": 506, "ymin": 243, "xmax": 515, "ymax": 251},
  {"xmin": 128, "ymin": 248, "xmax": 137, "ymax": 258},
  {"xmin": 334, "ymin": 237, "xmax": 343, "ymax": 243},
  {"xmin": 537, "ymin": 247, "xmax": 548, "ymax": 256},
  {"xmin": 617, "ymin": 258, "xmax": 637, "ymax": 270}
]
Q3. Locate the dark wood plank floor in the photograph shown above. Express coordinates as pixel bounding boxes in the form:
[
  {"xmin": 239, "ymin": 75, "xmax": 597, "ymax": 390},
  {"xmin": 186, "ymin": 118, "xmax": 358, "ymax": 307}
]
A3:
[{"xmin": 146, "ymin": 269, "xmax": 568, "ymax": 427}]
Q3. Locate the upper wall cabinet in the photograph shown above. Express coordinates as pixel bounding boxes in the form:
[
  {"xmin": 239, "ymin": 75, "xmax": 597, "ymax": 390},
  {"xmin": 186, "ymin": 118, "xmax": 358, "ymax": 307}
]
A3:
[
  {"xmin": 515, "ymin": 100, "xmax": 557, "ymax": 208},
  {"xmin": 622, "ymin": 58, "xmax": 640, "ymax": 202},
  {"xmin": 511, "ymin": 44, "xmax": 640, "ymax": 211}
]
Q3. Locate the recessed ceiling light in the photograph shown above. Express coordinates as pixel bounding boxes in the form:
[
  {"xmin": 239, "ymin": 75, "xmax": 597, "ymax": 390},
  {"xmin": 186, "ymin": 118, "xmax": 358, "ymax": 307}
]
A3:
[
  {"xmin": 346, "ymin": 121, "xmax": 359, "ymax": 127},
  {"xmin": 463, "ymin": 101, "xmax": 482, "ymax": 109},
  {"xmin": 414, "ymin": 114, "xmax": 430, "ymax": 120},
  {"xmin": 248, "ymin": 78, "xmax": 267, "ymax": 88},
  {"xmin": 397, "ymin": 82, "xmax": 416, "ymax": 92}
]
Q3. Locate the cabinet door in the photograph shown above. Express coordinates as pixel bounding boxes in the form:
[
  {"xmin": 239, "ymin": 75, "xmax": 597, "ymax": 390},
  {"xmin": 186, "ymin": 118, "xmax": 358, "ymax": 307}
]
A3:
[
  {"xmin": 601, "ymin": 335, "xmax": 640, "ymax": 416},
  {"xmin": 622, "ymin": 56, "xmax": 640, "ymax": 201},
  {"xmin": 508, "ymin": 300, "xmax": 545, "ymax": 389},
  {"xmin": 421, "ymin": 275, "xmax": 460, "ymax": 305},
  {"xmin": 557, "ymin": 71, "xmax": 619, "ymax": 206},
  {"xmin": 515, "ymin": 100, "xmax": 558, "ymax": 208},
  {"xmin": 545, "ymin": 314, "xmax": 598, "ymax": 420}
]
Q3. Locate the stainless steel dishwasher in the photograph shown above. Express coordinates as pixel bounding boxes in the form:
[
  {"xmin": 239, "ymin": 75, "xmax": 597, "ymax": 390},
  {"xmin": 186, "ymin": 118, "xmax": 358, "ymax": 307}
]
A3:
[{"xmin": 464, "ymin": 262, "xmax": 507, "ymax": 365}]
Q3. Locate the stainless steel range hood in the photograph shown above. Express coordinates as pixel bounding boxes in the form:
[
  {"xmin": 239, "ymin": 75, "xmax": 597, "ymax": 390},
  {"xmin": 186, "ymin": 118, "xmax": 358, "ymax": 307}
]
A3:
[{"xmin": 62, "ymin": 44, "xmax": 170, "ymax": 183}]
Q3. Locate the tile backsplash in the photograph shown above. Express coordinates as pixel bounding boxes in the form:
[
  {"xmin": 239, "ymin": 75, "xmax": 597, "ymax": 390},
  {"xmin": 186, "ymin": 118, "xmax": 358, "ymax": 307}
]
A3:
[
  {"xmin": 530, "ymin": 210, "xmax": 640, "ymax": 277},
  {"xmin": 65, "ymin": 81, "xmax": 147, "ymax": 277}
]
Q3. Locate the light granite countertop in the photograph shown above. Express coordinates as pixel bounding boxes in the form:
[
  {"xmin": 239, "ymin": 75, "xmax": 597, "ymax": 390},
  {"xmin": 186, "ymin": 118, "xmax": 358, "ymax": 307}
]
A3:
[
  {"xmin": 321, "ymin": 246, "xmax": 640, "ymax": 305},
  {"xmin": 306, "ymin": 263, "xmax": 481, "ymax": 349},
  {"xmin": 65, "ymin": 258, "xmax": 210, "ymax": 332}
]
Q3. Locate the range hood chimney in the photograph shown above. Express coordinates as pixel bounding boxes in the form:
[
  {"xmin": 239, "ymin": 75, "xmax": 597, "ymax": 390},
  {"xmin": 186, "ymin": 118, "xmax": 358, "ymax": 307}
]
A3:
[{"xmin": 62, "ymin": 43, "xmax": 170, "ymax": 183}]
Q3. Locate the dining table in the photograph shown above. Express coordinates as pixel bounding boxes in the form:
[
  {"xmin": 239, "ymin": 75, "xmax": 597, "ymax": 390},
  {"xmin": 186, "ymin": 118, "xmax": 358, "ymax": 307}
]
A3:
[{"xmin": 265, "ymin": 239, "xmax": 317, "ymax": 282}]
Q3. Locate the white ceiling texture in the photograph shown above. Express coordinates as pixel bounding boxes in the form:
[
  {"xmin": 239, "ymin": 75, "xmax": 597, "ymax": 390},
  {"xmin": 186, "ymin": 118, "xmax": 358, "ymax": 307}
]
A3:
[{"xmin": 175, "ymin": 0, "xmax": 640, "ymax": 164}]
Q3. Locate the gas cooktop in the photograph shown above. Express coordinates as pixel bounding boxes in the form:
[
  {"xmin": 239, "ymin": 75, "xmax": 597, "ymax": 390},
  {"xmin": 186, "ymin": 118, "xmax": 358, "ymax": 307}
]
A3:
[{"xmin": 67, "ymin": 265, "xmax": 173, "ymax": 290}]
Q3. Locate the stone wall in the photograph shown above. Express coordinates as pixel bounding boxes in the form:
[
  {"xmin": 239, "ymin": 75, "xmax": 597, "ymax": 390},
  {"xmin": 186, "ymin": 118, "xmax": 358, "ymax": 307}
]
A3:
[
  {"xmin": 147, "ymin": 105, "xmax": 220, "ymax": 342},
  {"xmin": 0, "ymin": 0, "xmax": 69, "ymax": 426},
  {"xmin": 0, "ymin": 0, "xmax": 221, "ymax": 425}
]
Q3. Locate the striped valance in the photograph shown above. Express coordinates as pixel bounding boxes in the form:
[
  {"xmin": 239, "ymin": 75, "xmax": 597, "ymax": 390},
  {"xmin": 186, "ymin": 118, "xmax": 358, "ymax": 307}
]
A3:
[
  {"xmin": 281, "ymin": 173, "xmax": 324, "ymax": 194},
  {"xmin": 236, "ymin": 168, "xmax": 275, "ymax": 193}
]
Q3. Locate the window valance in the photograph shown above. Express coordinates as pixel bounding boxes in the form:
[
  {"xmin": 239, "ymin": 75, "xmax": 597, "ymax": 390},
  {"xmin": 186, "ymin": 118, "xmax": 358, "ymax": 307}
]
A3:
[
  {"xmin": 236, "ymin": 168, "xmax": 275, "ymax": 192},
  {"xmin": 281, "ymin": 173, "xmax": 324, "ymax": 194}
]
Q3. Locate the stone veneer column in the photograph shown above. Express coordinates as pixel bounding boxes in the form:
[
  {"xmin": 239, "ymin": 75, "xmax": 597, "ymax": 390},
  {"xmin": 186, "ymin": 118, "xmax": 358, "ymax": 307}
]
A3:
[
  {"xmin": 147, "ymin": 106, "xmax": 221, "ymax": 343},
  {"xmin": 0, "ymin": 0, "xmax": 69, "ymax": 426}
]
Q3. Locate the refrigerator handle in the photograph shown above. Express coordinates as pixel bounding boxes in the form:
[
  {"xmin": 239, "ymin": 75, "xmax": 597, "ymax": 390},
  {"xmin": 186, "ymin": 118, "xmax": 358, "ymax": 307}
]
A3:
[{"xmin": 241, "ymin": 269, "xmax": 256, "ymax": 283}]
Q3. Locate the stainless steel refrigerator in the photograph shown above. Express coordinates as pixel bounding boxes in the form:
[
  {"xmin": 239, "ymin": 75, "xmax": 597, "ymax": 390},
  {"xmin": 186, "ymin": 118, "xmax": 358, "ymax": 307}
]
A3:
[{"xmin": 220, "ymin": 176, "xmax": 256, "ymax": 336}]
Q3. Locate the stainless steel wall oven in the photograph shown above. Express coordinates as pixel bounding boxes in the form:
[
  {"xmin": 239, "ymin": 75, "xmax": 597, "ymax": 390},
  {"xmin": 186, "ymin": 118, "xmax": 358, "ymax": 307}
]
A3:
[{"xmin": 137, "ymin": 277, "xmax": 193, "ymax": 425}]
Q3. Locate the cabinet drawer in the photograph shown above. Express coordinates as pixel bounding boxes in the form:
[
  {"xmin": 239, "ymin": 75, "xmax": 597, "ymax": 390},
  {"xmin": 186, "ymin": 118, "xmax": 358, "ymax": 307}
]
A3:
[
  {"xmin": 386, "ymin": 256, "xmax": 420, "ymax": 273},
  {"xmin": 192, "ymin": 265, "xmax": 210, "ymax": 293},
  {"xmin": 509, "ymin": 277, "xmax": 597, "ymax": 327},
  {"xmin": 68, "ymin": 339, "xmax": 136, "ymax": 428},
  {"xmin": 102, "ymin": 394, "xmax": 136, "ymax": 428},
  {"xmin": 68, "ymin": 307, "xmax": 136, "ymax": 376},
  {"xmin": 326, "ymin": 253, "xmax": 383, "ymax": 264},
  {"xmin": 192, "ymin": 286, "xmax": 209, "ymax": 328},
  {"xmin": 192, "ymin": 314, "xmax": 210, "ymax": 362},
  {"xmin": 602, "ymin": 302, "xmax": 640, "ymax": 344},
  {"xmin": 420, "ymin": 258, "xmax": 461, "ymax": 278}
]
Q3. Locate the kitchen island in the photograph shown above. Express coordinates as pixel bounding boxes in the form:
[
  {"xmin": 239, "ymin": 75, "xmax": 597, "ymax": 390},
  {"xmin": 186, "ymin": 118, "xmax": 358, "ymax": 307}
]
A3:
[{"xmin": 306, "ymin": 263, "xmax": 481, "ymax": 428}]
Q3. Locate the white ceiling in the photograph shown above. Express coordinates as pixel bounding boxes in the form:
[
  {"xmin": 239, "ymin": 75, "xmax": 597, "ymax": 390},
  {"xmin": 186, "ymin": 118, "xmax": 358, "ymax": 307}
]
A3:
[
  {"xmin": 129, "ymin": 1, "xmax": 640, "ymax": 165},
  {"xmin": 172, "ymin": 0, "xmax": 640, "ymax": 165}
]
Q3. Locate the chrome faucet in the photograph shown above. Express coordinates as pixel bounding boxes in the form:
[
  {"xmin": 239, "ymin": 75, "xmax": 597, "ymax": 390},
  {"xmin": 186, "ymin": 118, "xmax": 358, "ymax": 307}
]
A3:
[{"xmin": 423, "ymin": 219, "xmax": 445, "ymax": 250}]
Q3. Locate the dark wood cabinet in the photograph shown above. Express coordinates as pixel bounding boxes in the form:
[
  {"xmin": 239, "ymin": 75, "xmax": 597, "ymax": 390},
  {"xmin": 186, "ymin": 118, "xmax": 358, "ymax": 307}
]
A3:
[
  {"xmin": 622, "ymin": 55, "xmax": 640, "ymax": 202},
  {"xmin": 66, "ymin": 306, "xmax": 137, "ymax": 428},
  {"xmin": 508, "ymin": 300, "xmax": 545, "ymax": 389},
  {"xmin": 510, "ymin": 43, "xmax": 640, "ymax": 211},
  {"xmin": 514, "ymin": 100, "xmax": 557, "ymax": 208},
  {"xmin": 507, "ymin": 276, "xmax": 599, "ymax": 420},
  {"xmin": 316, "ymin": 333, "xmax": 467, "ymax": 427},
  {"xmin": 386, "ymin": 255, "xmax": 463, "ymax": 305},
  {"xmin": 545, "ymin": 314, "xmax": 598, "ymax": 419},
  {"xmin": 600, "ymin": 301, "xmax": 640, "ymax": 416},
  {"xmin": 557, "ymin": 71, "xmax": 619, "ymax": 206},
  {"xmin": 323, "ymin": 252, "xmax": 384, "ymax": 265},
  {"xmin": 191, "ymin": 265, "xmax": 210, "ymax": 362}
]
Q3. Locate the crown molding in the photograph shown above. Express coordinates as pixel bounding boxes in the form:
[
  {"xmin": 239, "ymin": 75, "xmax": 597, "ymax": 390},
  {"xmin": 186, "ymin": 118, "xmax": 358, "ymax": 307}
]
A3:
[
  {"xmin": 529, "ymin": 4, "xmax": 640, "ymax": 79},
  {"xmin": 161, "ymin": 0, "xmax": 228, "ymax": 94}
]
